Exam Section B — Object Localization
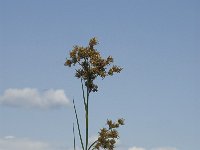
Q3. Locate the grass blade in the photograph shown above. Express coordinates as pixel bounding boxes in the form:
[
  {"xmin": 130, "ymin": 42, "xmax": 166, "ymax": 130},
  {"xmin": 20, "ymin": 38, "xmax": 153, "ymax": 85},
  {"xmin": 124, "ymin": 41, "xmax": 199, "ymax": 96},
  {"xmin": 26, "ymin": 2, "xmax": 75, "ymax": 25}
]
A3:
[
  {"xmin": 73, "ymin": 123, "xmax": 76, "ymax": 150},
  {"xmin": 73, "ymin": 99, "xmax": 85, "ymax": 150},
  {"xmin": 88, "ymin": 140, "xmax": 98, "ymax": 150}
]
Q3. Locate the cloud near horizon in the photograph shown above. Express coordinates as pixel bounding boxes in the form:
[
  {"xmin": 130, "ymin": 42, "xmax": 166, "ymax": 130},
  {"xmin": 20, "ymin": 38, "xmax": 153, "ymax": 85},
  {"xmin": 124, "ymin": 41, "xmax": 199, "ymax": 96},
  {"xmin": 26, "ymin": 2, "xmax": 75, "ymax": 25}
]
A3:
[
  {"xmin": 0, "ymin": 88, "xmax": 70, "ymax": 109},
  {"xmin": 0, "ymin": 136, "xmax": 51, "ymax": 150},
  {"xmin": 0, "ymin": 136, "xmax": 70, "ymax": 150},
  {"xmin": 0, "ymin": 136, "xmax": 85, "ymax": 150},
  {"xmin": 128, "ymin": 147, "xmax": 146, "ymax": 150},
  {"xmin": 128, "ymin": 146, "xmax": 178, "ymax": 150},
  {"xmin": 151, "ymin": 147, "xmax": 178, "ymax": 150}
]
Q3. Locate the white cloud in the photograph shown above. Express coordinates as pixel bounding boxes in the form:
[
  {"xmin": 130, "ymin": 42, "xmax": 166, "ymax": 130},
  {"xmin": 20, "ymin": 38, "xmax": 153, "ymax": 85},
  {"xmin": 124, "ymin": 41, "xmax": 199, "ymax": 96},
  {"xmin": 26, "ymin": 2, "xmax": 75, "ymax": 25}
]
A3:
[
  {"xmin": 151, "ymin": 147, "xmax": 178, "ymax": 150},
  {"xmin": 128, "ymin": 146, "xmax": 178, "ymax": 150},
  {"xmin": 128, "ymin": 146, "xmax": 146, "ymax": 150},
  {"xmin": 4, "ymin": 136, "xmax": 15, "ymax": 140},
  {"xmin": 0, "ymin": 137, "xmax": 51, "ymax": 150},
  {"xmin": 0, "ymin": 88, "xmax": 70, "ymax": 109},
  {"xmin": 0, "ymin": 136, "xmax": 70, "ymax": 150}
]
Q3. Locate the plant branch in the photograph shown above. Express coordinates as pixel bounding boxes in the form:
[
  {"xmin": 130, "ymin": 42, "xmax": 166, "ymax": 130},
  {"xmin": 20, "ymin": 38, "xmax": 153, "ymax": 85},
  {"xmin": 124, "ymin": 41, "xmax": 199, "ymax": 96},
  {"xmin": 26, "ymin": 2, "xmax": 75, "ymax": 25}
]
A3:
[
  {"xmin": 88, "ymin": 140, "xmax": 98, "ymax": 150},
  {"xmin": 85, "ymin": 86, "xmax": 89, "ymax": 150},
  {"xmin": 73, "ymin": 123, "xmax": 76, "ymax": 150},
  {"xmin": 81, "ymin": 78, "xmax": 87, "ymax": 111},
  {"xmin": 73, "ymin": 99, "xmax": 85, "ymax": 150}
]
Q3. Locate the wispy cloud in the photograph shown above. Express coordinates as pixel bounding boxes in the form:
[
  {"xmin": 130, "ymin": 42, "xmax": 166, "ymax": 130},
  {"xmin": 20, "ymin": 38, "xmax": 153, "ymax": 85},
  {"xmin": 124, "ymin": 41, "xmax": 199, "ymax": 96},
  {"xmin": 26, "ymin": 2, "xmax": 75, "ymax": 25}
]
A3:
[
  {"xmin": 0, "ymin": 136, "xmax": 79, "ymax": 150},
  {"xmin": 0, "ymin": 136, "xmax": 51, "ymax": 150},
  {"xmin": 128, "ymin": 146, "xmax": 146, "ymax": 150},
  {"xmin": 128, "ymin": 146, "xmax": 178, "ymax": 150},
  {"xmin": 151, "ymin": 147, "xmax": 178, "ymax": 150},
  {"xmin": 0, "ymin": 88, "xmax": 70, "ymax": 109}
]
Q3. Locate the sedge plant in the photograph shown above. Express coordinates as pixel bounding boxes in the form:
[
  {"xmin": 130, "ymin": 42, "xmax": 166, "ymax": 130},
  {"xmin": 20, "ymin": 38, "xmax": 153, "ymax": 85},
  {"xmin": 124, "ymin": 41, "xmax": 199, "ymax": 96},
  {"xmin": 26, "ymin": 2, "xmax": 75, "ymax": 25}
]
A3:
[{"xmin": 64, "ymin": 37, "xmax": 124, "ymax": 150}]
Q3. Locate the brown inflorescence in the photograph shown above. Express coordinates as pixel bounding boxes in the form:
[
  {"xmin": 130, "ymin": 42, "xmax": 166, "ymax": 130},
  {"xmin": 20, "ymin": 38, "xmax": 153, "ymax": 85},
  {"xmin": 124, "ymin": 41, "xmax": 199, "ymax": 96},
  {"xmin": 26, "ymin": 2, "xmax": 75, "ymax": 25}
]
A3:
[
  {"xmin": 93, "ymin": 118, "xmax": 125, "ymax": 150},
  {"xmin": 65, "ymin": 37, "xmax": 123, "ymax": 93}
]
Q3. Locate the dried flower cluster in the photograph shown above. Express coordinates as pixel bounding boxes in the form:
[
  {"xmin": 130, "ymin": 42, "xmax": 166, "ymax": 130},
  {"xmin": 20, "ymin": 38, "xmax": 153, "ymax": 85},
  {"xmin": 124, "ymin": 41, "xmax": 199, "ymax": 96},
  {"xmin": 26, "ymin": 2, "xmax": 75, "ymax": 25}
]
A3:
[
  {"xmin": 64, "ymin": 37, "xmax": 122, "ymax": 93},
  {"xmin": 93, "ymin": 119, "xmax": 125, "ymax": 150}
]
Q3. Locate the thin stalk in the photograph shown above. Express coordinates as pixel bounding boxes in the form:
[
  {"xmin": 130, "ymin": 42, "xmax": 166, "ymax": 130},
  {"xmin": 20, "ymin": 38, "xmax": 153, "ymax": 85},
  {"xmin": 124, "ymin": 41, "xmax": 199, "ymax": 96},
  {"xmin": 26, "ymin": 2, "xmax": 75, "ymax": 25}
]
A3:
[
  {"xmin": 73, "ymin": 99, "xmax": 85, "ymax": 150},
  {"xmin": 88, "ymin": 140, "xmax": 98, "ymax": 150},
  {"xmin": 85, "ymin": 87, "xmax": 89, "ymax": 150},
  {"xmin": 73, "ymin": 123, "xmax": 76, "ymax": 150},
  {"xmin": 85, "ymin": 58, "xmax": 90, "ymax": 150},
  {"xmin": 81, "ymin": 78, "xmax": 87, "ymax": 111}
]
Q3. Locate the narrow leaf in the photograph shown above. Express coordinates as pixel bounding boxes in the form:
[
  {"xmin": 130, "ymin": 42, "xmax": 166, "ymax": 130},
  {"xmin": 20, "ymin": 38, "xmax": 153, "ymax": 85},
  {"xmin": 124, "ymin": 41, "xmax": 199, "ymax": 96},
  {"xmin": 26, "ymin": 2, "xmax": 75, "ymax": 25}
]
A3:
[
  {"xmin": 73, "ymin": 123, "xmax": 76, "ymax": 150},
  {"xmin": 88, "ymin": 140, "xmax": 98, "ymax": 150},
  {"xmin": 73, "ymin": 99, "xmax": 85, "ymax": 150},
  {"xmin": 81, "ymin": 78, "xmax": 87, "ymax": 111}
]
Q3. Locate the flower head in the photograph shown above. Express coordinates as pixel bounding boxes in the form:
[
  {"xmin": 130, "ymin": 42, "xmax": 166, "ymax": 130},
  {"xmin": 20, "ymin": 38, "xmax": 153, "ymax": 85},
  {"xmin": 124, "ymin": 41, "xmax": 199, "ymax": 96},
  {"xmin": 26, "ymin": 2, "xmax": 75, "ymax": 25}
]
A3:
[
  {"xmin": 93, "ymin": 118, "xmax": 125, "ymax": 150},
  {"xmin": 65, "ymin": 37, "xmax": 123, "ymax": 93}
]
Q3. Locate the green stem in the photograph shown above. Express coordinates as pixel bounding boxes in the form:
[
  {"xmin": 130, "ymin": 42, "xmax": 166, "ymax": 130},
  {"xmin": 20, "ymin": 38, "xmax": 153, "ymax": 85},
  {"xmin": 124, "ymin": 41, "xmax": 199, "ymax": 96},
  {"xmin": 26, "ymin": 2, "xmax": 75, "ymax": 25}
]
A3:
[
  {"xmin": 85, "ymin": 87, "xmax": 89, "ymax": 150},
  {"xmin": 73, "ymin": 99, "xmax": 85, "ymax": 150},
  {"xmin": 81, "ymin": 78, "xmax": 87, "ymax": 111},
  {"xmin": 88, "ymin": 140, "xmax": 98, "ymax": 150},
  {"xmin": 73, "ymin": 123, "xmax": 76, "ymax": 150}
]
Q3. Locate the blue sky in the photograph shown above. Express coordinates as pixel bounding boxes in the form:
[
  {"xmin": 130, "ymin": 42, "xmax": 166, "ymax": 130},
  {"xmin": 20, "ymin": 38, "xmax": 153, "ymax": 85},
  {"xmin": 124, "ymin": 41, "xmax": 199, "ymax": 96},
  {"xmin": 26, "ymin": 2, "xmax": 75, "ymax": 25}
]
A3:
[{"xmin": 0, "ymin": 0, "xmax": 199, "ymax": 150}]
